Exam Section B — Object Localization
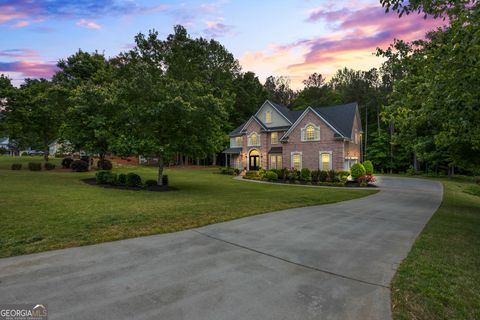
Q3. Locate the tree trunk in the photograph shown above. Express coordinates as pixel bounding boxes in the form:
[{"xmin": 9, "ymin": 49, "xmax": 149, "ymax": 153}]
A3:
[
  {"xmin": 212, "ymin": 153, "xmax": 216, "ymax": 166},
  {"xmin": 196, "ymin": 158, "xmax": 200, "ymax": 166},
  {"xmin": 43, "ymin": 138, "xmax": 49, "ymax": 162},
  {"xmin": 389, "ymin": 121, "xmax": 394, "ymax": 174},
  {"xmin": 157, "ymin": 155, "xmax": 165, "ymax": 186},
  {"xmin": 364, "ymin": 105, "xmax": 368, "ymax": 160},
  {"xmin": 179, "ymin": 153, "xmax": 184, "ymax": 166}
]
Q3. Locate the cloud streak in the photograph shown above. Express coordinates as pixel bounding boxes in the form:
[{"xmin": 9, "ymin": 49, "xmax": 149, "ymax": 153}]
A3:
[
  {"xmin": 76, "ymin": 19, "xmax": 101, "ymax": 29},
  {"xmin": 0, "ymin": 60, "xmax": 58, "ymax": 78}
]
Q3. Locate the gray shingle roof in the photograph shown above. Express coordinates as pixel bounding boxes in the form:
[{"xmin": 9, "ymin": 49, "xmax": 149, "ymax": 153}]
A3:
[{"xmin": 228, "ymin": 100, "xmax": 359, "ymax": 139}]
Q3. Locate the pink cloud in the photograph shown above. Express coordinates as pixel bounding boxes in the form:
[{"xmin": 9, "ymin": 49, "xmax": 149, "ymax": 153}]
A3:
[
  {"xmin": 0, "ymin": 60, "xmax": 58, "ymax": 78},
  {"xmin": 0, "ymin": 49, "xmax": 39, "ymax": 59},
  {"xmin": 76, "ymin": 19, "xmax": 101, "ymax": 30},
  {"xmin": 203, "ymin": 19, "xmax": 235, "ymax": 38},
  {"xmin": 11, "ymin": 20, "xmax": 29, "ymax": 28}
]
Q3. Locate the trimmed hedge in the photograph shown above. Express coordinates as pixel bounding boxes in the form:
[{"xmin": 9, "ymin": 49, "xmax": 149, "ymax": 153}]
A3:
[
  {"xmin": 44, "ymin": 162, "xmax": 56, "ymax": 170},
  {"xmin": 61, "ymin": 157, "xmax": 74, "ymax": 169},
  {"xmin": 126, "ymin": 173, "xmax": 142, "ymax": 187},
  {"xmin": 351, "ymin": 163, "xmax": 366, "ymax": 180},
  {"xmin": 145, "ymin": 179, "xmax": 158, "ymax": 187},
  {"xmin": 11, "ymin": 163, "xmax": 22, "ymax": 170},
  {"xmin": 118, "ymin": 173, "xmax": 127, "ymax": 185},
  {"xmin": 264, "ymin": 170, "xmax": 278, "ymax": 181},
  {"xmin": 162, "ymin": 175, "xmax": 168, "ymax": 186},
  {"xmin": 28, "ymin": 162, "xmax": 42, "ymax": 171},
  {"xmin": 96, "ymin": 171, "xmax": 117, "ymax": 185},
  {"xmin": 97, "ymin": 159, "xmax": 113, "ymax": 171},
  {"xmin": 363, "ymin": 160, "xmax": 374, "ymax": 175},
  {"xmin": 71, "ymin": 160, "xmax": 89, "ymax": 172}
]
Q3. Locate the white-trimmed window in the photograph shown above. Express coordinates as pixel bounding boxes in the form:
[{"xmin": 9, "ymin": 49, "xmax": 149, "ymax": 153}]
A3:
[
  {"xmin": 235, "ymin": 136, "xmax": 243, "ymax": 147},
  {"xmin": 248, "ymin": 132, "xmax": 260, "ymax": 146},
  {"xmin": 320, "ymin": 151, "xmax": 332, "ymax": 171},
  {"xmin": 301, "ymin": 123, "xmax": 320, "ymax": 141},
  {"xmin": 270, "ymin": 154, "xmax": 282, "ymax": 169},
  {"xmin": 271, "ymin": 132, "xmax": 278, "ymax": 145},
  {"xmin": 265, "ymin": 111, "xmax": 272, "ymax": 124},
  {"xmin": 291, "ymin": 152, "xmax": 302, "ymax": 170}
]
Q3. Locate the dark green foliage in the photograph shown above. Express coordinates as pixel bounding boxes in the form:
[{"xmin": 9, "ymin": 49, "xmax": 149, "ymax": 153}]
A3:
[
  {"xmin": 70, "ymin": 160, "xmax": 89, "ymax": 172},
  {"xmin": 11, "ymin": 163, "xmax": 22, "ymax": 170},
  {"xmin": 44, "ymin": 162, "xmax": 55, "ymax": 170},
  {"xmin": 264, "ymin": 170, "xmax": 278, "ymax": 181},
  {"xmin": 145, "ymin": 179, "xmax": 158, "ymax": 187},
  {"xmin": 97, "ymin": 159, "xmax": 112, "ymax": 171},
  {"xmin": 126, "ymin": 173, "xmax": 142, "ymax": 187},
  {"xmin": 28, "ymin": 162, "xmax": 42, "ymax": 171},
  {"xmin": 327, "ymin": 170, "xmax": 339, "ymax": 182},
  {"xmin": 363, "ymin": 160, "xmax": 374, "ymax": 175},
  {"xmin": 311, "ymin": 170, "xmax": 321, "ymax": 183},
  {"xmin": 337, "ymin": 170, "xmax": 351, "ymax": 182},
  {"xmin": 61, "ymin": 157, "xmax": 73, "ymax": 169},
  {"xmin": 319, "ymin": 170, "xmax": 328, "ymax": 182},
  {"xmin": 288, "ymin": 168, "xmax": 300, "ymax": 181},
  {"xmin": 118, "ymin": 173, "xmax": 127, "ymax": 185},
  {"xmin": 96, "ymin": 171, "xmax": 117, "ymax": 185},
  {"xmin": 162, "ymin": 175, "xmax": 168, "ymax": 186},
  {"xmin": 351, "ymin": 163, "xmax": 366, "ymax": 180},
  {"xmin": 300, "ymin": 168, "xmax": 312, "ymax": 181},
  {"xmin": 219, "ymin": 167, "xmax": 238, "ymax": 175}
]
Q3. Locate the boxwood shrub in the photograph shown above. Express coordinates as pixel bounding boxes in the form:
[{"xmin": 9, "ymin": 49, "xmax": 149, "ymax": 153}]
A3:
[
  {"xmin": 118, "ymin": 173, "xmax": 127, "ymax": 185},
  {"xmin": 71, "ymin": 160, "xmax": 89, "ymax": 172},
  {"xmin": 126, "ymin": 172, "xmax": 142, "ymax": 187},
  {"xmin": 351, "ymin": 163, "xmax": 366, "ymax": 180},
  {"xmin": 264, "ymin": 170, "xmax": 278, "ymax": 181},
  {"xmin": 300, "ymin": 168, "xmax": 311, "ymax": 181},
  {"xmin": 61, "ymin": 157, "xmax": 74, "ymax": 169},
  {"xmin": 96, "ymin": 171, "xmax": 117, "ymax": 185},
  {"xmin": 162, "ymin": 175, "xmax": 168, "ymax": 186},
  {"xmin": 28, "ymin": 162, "xmax": 42, "ymax": 171},
  {"xmin": 97, "ymin": 159, "xmax": 113, "ymax": 171},
  {"xmin": 11, "ymin": 163, "xmax": 22, "ymax": 170},
  {"xmin": 145, "ymin": 179, "xmax": 158, "ymax": 187},
  {"xmin": 44, "ymin": 162, "xmax": 56, "ymax": 170},
  {"xmin": 362, "ymin": 160, "xmax": 374, "ymax": 175}
]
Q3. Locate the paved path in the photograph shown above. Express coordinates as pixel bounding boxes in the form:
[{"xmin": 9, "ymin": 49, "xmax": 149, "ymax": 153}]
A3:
[{"xmin": 0, "ymin": 177, "xmax": 443, "ymax": 320}]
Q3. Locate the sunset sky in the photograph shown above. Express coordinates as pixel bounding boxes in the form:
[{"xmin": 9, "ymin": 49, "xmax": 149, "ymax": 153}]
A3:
[{"xmin": 0, "ymin": 0, "xmax": 447, "ymax": 88}]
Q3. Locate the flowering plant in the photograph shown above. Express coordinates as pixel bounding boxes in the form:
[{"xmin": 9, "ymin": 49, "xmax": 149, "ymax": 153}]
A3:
[{"xmin": 357, "ymin": 175, "xmax": 376, "ymax": 183}]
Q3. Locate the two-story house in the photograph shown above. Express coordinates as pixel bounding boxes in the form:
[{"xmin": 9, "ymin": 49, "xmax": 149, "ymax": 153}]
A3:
[{"xmin": 223, "ymin": 100, "xmax": 362, "ymax": 171}]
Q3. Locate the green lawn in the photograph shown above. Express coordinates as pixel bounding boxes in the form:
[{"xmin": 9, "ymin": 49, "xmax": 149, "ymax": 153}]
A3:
[
  {"xmin": 0, "ymin": 156, "xmax": 375, "ymax": 258},
  {"xmin": 391, "ymin": 176, "xmax": 480, "ymax": 319}
]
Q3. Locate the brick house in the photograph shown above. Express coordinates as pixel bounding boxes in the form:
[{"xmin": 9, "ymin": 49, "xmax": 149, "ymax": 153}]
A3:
[{"xmin": 223, "ymin": 100, "xmax": 362, "ymax": 171}]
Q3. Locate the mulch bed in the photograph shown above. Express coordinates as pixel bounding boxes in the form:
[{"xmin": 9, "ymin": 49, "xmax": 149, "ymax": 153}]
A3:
[{"xmin": 81, "ymin": 178, "xmax": 176, "ymax": 192}]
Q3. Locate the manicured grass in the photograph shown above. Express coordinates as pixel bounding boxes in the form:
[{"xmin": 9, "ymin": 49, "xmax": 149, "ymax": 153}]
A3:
[
  {"xmin": 0, "ymin": 156, "xmax": 376, "ymax": 258},
  {"xmin": 391, "ymin": 177, "xmax": 480, "ymax": 319}
]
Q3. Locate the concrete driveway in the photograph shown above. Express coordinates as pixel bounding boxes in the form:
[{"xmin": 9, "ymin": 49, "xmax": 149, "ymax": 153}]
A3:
[{"xmin": 0, "ymin": 176, "xmax": 442, "ymax": 320}]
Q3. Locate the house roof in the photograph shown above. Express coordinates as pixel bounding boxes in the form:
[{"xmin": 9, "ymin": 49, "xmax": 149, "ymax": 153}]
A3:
[
  {"xmin": 228, "ymin": 100, "xmax": 360, "ymax": 140},
  {"xmin": 0, "ymin": 137, "xmax": 9, "ymax": 145},
  {"xmin": 222, "ymin": 147, "xmax": 242, "ymax": 154}
]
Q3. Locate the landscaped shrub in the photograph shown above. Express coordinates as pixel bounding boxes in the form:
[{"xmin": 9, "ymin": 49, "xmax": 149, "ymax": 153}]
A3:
[
  {"xmin": 278, "ymin": 168, "xmax": 288, "ymax": 180},
  {"xmin": 300, "ymin": 168, "xmax": 311, "ymax": 181},
  {"xmin": 71, "ymin": 160, "xmax": 89, "ymax": 172},
  {"xmin": 310, "ymin": 170, "xmax": 320, "ymax": 183},
  {"xmin": 162, "ymin": 175, "xmax": 168, "ymax": 186},
  {"xmin": 61, "ymin": 157, "xmax": 74, "ymax": 169},
  {"xmin": 258, "ymin": 168, "xmax": 267, "ymax": 178},
  {"xmin": 145, "ymin": 179, "xmax": 158, "ymax": 187},
  {"xmin": 319, "ymin": 170, "xmax": 328, "ymax": 182},
  {"xmin": 97, "ymin": 159, "xmax": 113, "ymax": 171},
  {"xmin": 28, "ymin": 162, "xmax": 42, "ymax": 171},
  {"xmin": 351, "ymin": 163, "xmax": 366, "ymax": 180},
  {"xmin": 406, "ymin": 165, "xmax": 416, "ymax": 176},
  {"xmin": 337, "ymin": 170, "xmax": 350, "ymax": 182},
  {"xmin": 264, "ymin": 170, "xmax": 278, "ymax": 181},
  {"xmin": 219, "ymin": 167, "xmax": 238, "ymax": 175},
  {"xmin": 11, "ymin": 163, "xmax": 22, "ymax": 170},
  {"xmin": 358, "ymin": 175, "xmax": 376, "ymax": 184},
  {"xmin": 96, "ymin": 171, "xmax": 117, "ymax": 185},
  {"xmin": 363, "ymin": 160, "xmax": 374, "ymax": 175},
  {"xmin": 118, "ymin": 173, "xmax": 127, "ymax": 185},
  {"xmin": 327, "ymin": 170, "xmax": 339, "ymax": 182},
  {"xmin": 44, "ymin": 162, "xmax": 56, "ymax": 170},
  {"xmin": 126, "ymin": 173, "xmax": 142, "ymax": 187}
]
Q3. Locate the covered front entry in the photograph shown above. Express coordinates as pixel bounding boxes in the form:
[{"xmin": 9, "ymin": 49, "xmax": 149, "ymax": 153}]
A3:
[{"xmin": 249, "ymin": 149, "xmax": 260, "ymax": 171}]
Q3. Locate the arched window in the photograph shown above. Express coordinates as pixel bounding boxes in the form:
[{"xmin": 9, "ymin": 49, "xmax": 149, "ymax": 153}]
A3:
[
  {"xmin": 301, "ymin": 123, "xmax": 320, "ymax": 141},
  {"xmin": 248, "ymin": 132, "xmax": 260, "ymax": 146}
]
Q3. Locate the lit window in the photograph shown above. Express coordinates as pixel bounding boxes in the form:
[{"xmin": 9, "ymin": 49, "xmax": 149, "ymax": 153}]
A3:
[
  {"xmin": 248, "ymin": 132, "xmax": 259, "ymax": 146},
  {"xmin": 266, "ymin": 111, "xmax": 271, "ymax": 123},
  {"xmin": 292, "ymin": 153, "xmax": 302, "ymax": 170},
  {"xmin": 270, "ymin": 155, "xmax": 282, "ymax": 169},
  {"xmin": 271, "ymin": 132, "xmax": 278, "ymax": 144},
  {"xmin": 306, "ymin": 126, "xmax": 315, "ymax": 140},
  {"xmin": 321, "ymin": 152, "xmax": 331, "ymax": 171},
  {"xmin": 235, "ymin": 136, "xmax": 242, "ymax": 147}
]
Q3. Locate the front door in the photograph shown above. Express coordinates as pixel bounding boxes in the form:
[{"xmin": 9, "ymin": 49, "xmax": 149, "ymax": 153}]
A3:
[{"xmin": 249, "ymin": 150, "xmax": 260, "ymax": 170}]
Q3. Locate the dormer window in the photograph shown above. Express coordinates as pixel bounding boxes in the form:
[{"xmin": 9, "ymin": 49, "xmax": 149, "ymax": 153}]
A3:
[
  {"xmin": 301, "ymin": 123, "xmax": 320, "ymax": 142},
  {"xmin": 265, "ymin": 111, "xmax": 271, "ymax": 124}
]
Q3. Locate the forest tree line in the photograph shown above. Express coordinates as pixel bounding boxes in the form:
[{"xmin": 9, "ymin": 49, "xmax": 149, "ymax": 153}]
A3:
[{"xmin": 0, "ymin": 0, "xmax": 478, "ymax": 177}]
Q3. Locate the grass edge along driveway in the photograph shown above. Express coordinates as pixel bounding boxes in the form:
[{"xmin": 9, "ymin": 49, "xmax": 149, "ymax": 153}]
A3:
[
  {"xmin": 391, "ymin": 176, "xmax": 480, "ymax": 320},
  {"xmin": 0, "ymin": 159, "xmax": 376, "ymax": 258}
]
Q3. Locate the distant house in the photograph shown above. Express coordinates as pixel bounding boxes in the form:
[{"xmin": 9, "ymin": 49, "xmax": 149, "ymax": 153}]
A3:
[
  {"xmin": 223, "ymin": 100, "xmax": 362, "ymax": 171},
  {"xmin": 0, "ymin": 137, "xmax": 14, "ymax": 156}
]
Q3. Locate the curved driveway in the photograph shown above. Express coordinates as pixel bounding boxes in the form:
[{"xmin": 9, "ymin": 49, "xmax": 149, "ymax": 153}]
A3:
[{"xmin": 0, "ymin": 176, "xmax": 443, "ymax": 319}]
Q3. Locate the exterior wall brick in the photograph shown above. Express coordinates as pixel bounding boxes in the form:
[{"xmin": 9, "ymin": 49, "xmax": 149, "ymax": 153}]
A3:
[
  {"xmin": 282, "ymin": 110, "xmax": 345, "ymax": 171},
  {"xmin": 344, "ymin": 112, "xmax": 362, "ymax": 161}
]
